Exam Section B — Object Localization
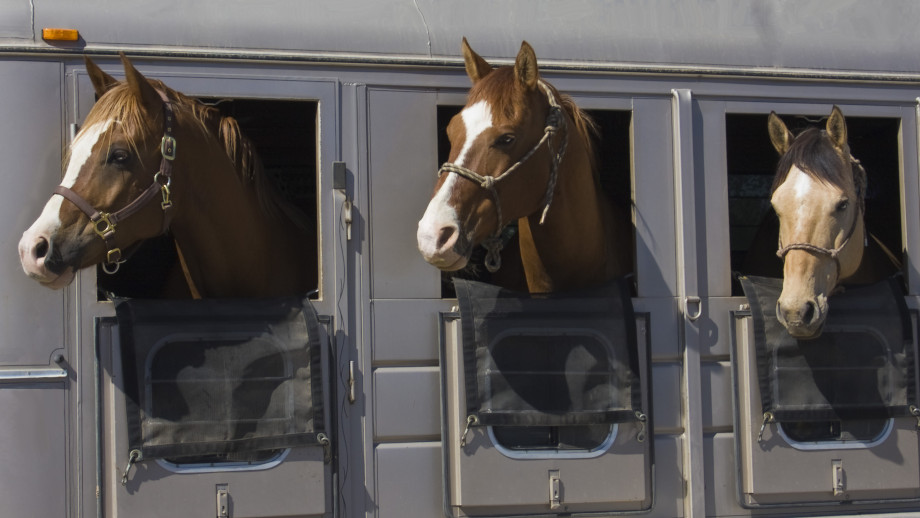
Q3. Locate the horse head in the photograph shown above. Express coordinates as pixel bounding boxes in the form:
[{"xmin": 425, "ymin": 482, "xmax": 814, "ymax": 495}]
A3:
[
  {"xmin": 19, "ymin": 54, "xmax": 187, "ymax": 289},
  {"xmin": 417, "ymin": 38, "xmax": 568, "ymax": 274},
  {"xmin": 768, "ymin": 106, "xmax": 867, "ymax": 338}
]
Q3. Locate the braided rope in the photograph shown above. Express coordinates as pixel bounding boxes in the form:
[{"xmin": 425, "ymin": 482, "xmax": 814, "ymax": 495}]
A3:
[{"xmin": 437, "ymin": 81, "xmax": 568, "ymax": 272}]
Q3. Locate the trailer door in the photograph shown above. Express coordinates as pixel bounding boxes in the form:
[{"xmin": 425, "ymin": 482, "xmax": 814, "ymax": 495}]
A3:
[
  {"xmin": 69, "ymin": 59, "xmax": 342, "ymax": 518},
  {"xmin": 693, "ymin": 95, "xmax": 920, "ymax": 513}
]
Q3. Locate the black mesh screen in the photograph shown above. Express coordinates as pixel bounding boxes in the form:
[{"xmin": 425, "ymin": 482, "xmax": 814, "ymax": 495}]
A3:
[
  {"xmin": 740, "ymin": 275, "xmax": 916, "ymax": 422},
  {"xmin": 454, "ymin": 278, "xmax": 642, "ymax": 428},
  {"xmin": 116, "ymin": 296, "xmax": 325, "ymax": 461}
]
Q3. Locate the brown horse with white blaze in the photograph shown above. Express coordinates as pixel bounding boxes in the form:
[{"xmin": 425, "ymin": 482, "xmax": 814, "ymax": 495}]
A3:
[
  {"xmin": 18, "ymin": 54, "xmax": 317, "ymax": 298},
  {"xmin": 768, "ymin": 106, "xmax": 899, "ymax": 338},
  {"xmin": 417, "ymin": 39, "xmax": 631, "ymax": 293}
]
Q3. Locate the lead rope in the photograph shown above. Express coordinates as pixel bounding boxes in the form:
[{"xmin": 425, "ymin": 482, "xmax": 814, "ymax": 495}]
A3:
[{"xmin": 174, "ymin": 241, "xmax": 202, "ymax": 299}]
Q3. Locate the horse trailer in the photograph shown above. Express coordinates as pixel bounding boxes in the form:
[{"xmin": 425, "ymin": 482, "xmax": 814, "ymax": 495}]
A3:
[{"xmin": 4, "ymin": 2, "xmax": 920, "ymax": 517}]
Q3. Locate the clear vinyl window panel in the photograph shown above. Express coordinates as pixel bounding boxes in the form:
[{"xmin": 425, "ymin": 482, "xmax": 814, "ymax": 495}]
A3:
[{"xmin": 485, "ymin": 330, "xmax": 618, "ymax": 455}]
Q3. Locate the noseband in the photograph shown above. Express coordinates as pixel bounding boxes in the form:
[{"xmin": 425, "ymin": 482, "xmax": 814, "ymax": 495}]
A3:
[
  {"xmin": 54, "ymin": 90, "xmax": 177, "ymax": 274},
  {"xmin": 437, "ymin": 80, "xmax": 568, "ymax": 272},
  {"xmin": 775, "ymin": 157, "xmax": 866, "ymax": 279}
]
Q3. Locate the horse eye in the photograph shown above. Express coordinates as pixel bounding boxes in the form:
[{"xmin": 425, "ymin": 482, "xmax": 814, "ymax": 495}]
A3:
[
  {"xmin": 494, "ymin": 134, "xmax": 515, "ymax": 147},
  {"xmin": 107, "ymin": 149, "xmax": 130, "ymax": 165},
  {"xmin": 836, "ymin": 199, "xmax": 849, "ymax": 212}
]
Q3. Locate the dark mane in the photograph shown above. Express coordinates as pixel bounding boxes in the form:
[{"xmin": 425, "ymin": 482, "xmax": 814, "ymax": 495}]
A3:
[
  {"xmin": 771, "ymin": 127, "xmax": 850, "ymax": 193},
  {"xmin": 81, "ymin": 80, "xmax": 312, "ymax": 231},
  {"xmin": 468, "ymin": 68, "xmax": 599, "ymax": 173}
]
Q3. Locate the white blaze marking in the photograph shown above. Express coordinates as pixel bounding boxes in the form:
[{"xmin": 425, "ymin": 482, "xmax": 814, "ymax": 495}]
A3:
[
  {"xmin": 29, "ymin": 120, "xmax": 113, "ymax": 234},
  {"xmin": 455, "ymin": 100, "xmax": 493, "ymax": 166},
  {"xmin": 790, "ymin": 166, "xmax": 814, "ymax": 201},
  {"xmin": 417, "ymin": 173, "xmax": 459, "ymax": 254},
  {"xmin": 789, "ymin": 166, "xmax": 815, "ymax": 236},
  {"xmin": 417, "ymin": 100, "xmax": 495, "ymax": 254}
]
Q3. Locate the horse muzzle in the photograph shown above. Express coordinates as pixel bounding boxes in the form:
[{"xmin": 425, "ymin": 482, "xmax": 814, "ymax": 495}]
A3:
[
  {"xmin": 18, "ymin": 232, "xmax": 78, "ymax": 289},
  {"xmin": 416, "ymin": 219, "xmax": 472, "ymax": 272},
  {"xmin": 775, "ymin": 297, "xmax": 827, "ymax": 339}
]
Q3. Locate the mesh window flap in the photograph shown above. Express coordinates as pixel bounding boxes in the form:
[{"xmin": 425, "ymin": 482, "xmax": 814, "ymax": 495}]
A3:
[
  {"xmin": 115, "ymin": 296, "xmax": 325, "ymax": 461},
  {"xmin": 454, "ymin": 278, "xmax": 642, "ymax": 427},
  {"xmin": 740, "ymin": 275, "xmax": 916, "ymax": 422}
]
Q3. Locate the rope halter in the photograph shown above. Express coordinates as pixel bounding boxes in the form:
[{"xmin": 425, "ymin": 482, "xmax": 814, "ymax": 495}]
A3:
[
  {"xmin": 437, "ymin": 80, "xmax": 568, "ymax": 272},
  {"xmin": 775, "ymin": 156, "xmax": 866, "ymax": 280}
]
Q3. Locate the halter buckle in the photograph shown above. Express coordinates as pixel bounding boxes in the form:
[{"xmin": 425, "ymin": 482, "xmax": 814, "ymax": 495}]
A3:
[
  {"xmin": 160, "ymin": 136, "xmax": 177, "ymax": 161},
  {"xmin": 92, "ymin": 213, "xmax": 116, "ymax": 239},
  {"xmin": 106, "ymin": 247, "xmax": 123, "ymax": 265}
]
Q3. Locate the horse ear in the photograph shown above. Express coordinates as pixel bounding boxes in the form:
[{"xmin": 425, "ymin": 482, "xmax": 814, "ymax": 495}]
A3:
[
  {"xmin": 84, "ymin": 56, "xmax": 119, "ymax": 97},
  {"xmin": 513, "ymin": 41, "xmax": 539, "ymax": 91},
  {"xmin": 120, "ymin": 52, "xmax": 163, "ymax": 115},
  {"xmin": 461, "ymin": 37, "xmax": 492, "ymax": 85},
  {"xmin": 826, "ymin": 105, "xmax": 848, "ymax": 150},
  {"xmin": 767, "ymin": 111, "xmax": 793, "ymax": 155}
]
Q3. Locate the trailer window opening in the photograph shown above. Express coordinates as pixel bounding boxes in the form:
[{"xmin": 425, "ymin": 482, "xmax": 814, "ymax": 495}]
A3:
[
  {"xmin": 727, "ymin": 112, "xmax": 903, "ymax": 447},
  {"xmin": 95, "ymin": 98, "xmax": 319, "ymax": 301},
  {"xmin": 727, "ymin": 113, "xmax": 903, "ymax": 287},
  {"xmin": 435, "ymin": 106, "xmax": 634, "ymax": 298}
]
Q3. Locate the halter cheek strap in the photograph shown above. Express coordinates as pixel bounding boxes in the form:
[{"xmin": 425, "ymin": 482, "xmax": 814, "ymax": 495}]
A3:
[
  {"xmin": 54, "ymin": 90, "xmax": 177, "ymax": 274},
  {"xmin": 438, "ymin": 80, "xmax": 568, "ymax": 273}
]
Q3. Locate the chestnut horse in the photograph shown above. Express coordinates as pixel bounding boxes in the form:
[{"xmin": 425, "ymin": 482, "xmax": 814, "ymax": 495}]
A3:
[
  {"xmin": 18, "ymin": 54, "xmax": 317, "ymax": 298},
  {"xmin": 767, "ymin": 106, "xmax": 899, "ymax": 338},
  {"xmin": 417, "ymin": 39, "xmax": 631, "ymax": 293}
]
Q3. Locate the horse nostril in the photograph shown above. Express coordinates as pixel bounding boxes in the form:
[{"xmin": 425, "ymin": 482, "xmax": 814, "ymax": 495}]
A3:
[
  {"xmin": 436, "ymin": 225, "xmax": 457, "ymax": 252},
  {"xmin": 33, "ymin": 237, "xmax": 49, "ymax": 260},
  {"xmin": 802, "ymin": 301, "xmax": 816, "ymax": 324}
]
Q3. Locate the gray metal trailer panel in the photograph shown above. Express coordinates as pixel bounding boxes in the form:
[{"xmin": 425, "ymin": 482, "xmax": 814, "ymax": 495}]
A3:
[{"xmin": 2, "ymin": 3, "xmax": 920, "ymax": 517}]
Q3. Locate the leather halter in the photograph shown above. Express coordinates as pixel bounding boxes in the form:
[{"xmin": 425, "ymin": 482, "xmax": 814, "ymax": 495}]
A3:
[
  {"xmin": 437, "ymin": 80, "xmax": 568, "ymax": 272},
  {"xmin": 54, "ymin": 90, "xmax": 177, "ymax": 274},
  {"xmin": 775, "ymin": 157, "xmax": 866, "ymax": 279}
]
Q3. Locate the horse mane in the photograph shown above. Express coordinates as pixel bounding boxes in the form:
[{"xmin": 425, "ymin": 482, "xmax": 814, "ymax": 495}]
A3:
[
  {"xmin": 468, "ymin": 68, "xmax": 599, "ymax": 174},
  {"xmin": 771, "ymin": 128, "xmax": 858, "ymax": 194},
  {"xmin": 81, "ymin": 80, "xmax": 313, "ymax": 232}
]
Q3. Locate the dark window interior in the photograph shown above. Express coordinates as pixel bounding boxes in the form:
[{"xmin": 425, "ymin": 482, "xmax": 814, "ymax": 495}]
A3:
[
  {"xmin": 727, "ymin": 112, "xmax": 902, "ymax": 444},
  {"xmin": 96, "ymin": 99, "xmax": 318, "ymax": 300},
  {"xmin": 727, "ymin": 113, "xmax": 902, "ymax": 286},
  {"xmin": 435, "ymin": 106, "xmax": 634, "ymax": 298}
]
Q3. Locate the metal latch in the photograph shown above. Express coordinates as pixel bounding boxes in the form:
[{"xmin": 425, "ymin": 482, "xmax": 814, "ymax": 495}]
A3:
[
  {"xmin": 548, "ymin": 470, "xmax": 562, "ymax": 510},
  {"xmin": 216, "ymin": 484, "xmax": 230, "ymax": 517},
  {"xmin": 333, "ymin": 161, "xmax": 354, "ymax": 241},
  {"xmin": 832, "ymin": 460, "xmax": 846, "ymax": 497}
]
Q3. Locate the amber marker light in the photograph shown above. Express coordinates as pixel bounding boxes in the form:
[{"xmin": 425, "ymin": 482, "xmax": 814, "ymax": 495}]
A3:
[{"xmin": 42, "ymin": 28, "xmax": 80, "ymax": 42}]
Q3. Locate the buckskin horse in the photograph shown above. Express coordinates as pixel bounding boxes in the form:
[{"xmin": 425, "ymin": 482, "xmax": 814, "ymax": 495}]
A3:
[{"xmin": 767, "ymin": 106, "xmax": 900, "ymax": 337}]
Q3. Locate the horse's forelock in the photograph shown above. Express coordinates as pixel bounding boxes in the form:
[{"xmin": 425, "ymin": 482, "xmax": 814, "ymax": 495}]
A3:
[{"xmin": 772, "ymin": 128, "xmax": 851, "ymax": 194}]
